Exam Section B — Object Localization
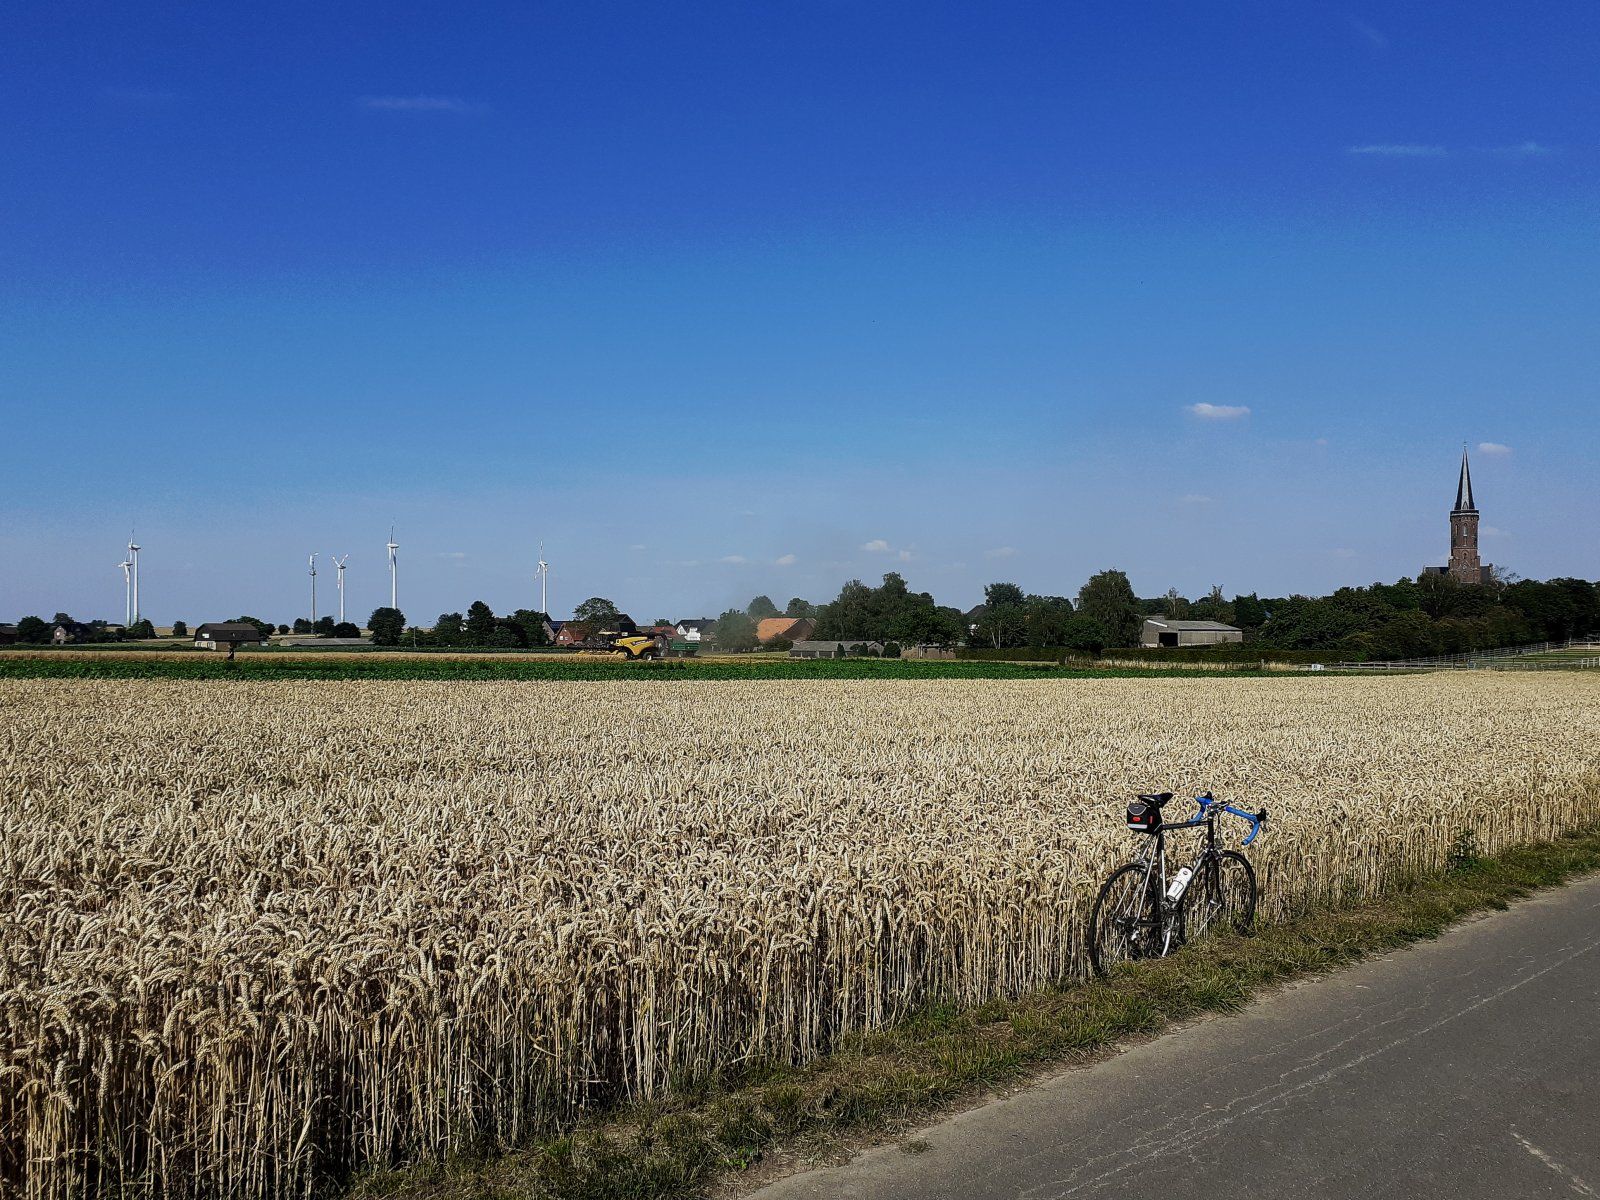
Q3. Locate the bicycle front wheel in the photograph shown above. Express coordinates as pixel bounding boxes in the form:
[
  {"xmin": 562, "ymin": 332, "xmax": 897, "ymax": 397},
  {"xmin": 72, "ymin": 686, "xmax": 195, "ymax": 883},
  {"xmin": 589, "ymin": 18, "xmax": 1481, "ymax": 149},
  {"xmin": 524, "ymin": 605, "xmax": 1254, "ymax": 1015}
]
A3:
[
  {"xmin": 1189, "ymin": 850, "xmax": 1257, "ymax": 940},
  {"xmin": 1088, "ymin": 863, "xmax": 1164, "ymax": 977}
]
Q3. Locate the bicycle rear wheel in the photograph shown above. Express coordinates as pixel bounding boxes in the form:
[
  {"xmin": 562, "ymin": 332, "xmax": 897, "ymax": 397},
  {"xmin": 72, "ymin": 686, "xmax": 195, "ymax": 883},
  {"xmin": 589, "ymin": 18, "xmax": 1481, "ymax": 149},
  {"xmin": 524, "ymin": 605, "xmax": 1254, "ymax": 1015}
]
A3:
[
  {"xmin": 1188, "ymin": 850, "xmax": 1256, "ymax": 939},
  {"xmin": 1088, "ymin": 863, "xmax": 1164, "ymax": 977}
]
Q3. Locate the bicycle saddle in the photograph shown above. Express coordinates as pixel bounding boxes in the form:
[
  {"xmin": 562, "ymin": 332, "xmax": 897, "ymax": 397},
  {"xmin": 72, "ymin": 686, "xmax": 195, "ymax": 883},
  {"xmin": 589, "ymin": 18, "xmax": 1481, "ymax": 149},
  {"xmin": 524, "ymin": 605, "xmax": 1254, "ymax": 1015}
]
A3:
[{"xmin": 1136, "ymin": 792, "xmax": 1174, "ymax": 807}]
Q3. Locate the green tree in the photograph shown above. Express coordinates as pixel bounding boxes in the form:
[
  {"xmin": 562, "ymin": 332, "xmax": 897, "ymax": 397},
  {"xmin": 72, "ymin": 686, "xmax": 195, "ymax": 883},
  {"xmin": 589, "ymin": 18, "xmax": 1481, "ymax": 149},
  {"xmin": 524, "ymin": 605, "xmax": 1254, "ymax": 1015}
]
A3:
[
  {"xmin": 231, "ymin": 616, "xmax": 274, "ymax": 638},
  {"xmin": 432, "ymin": 612, "xmax": 465, "ymax": 644},
  {"xmin": 1022, "ymin": 594, "xmax": 1075, "ymax": 647},
  {"xmin": 170, "ymin": 620, "xmax": 188, "ymax": 638},
  {"xmin": 746, "ymin": 595, "xmax": 780, "ymax": 620},
  {"xmin": 785, "ymin": 597, "xmax": 815, "ymax": 618},
  {"xmin": 489, "ymin": 619, "xmax": 528, "ymax": 648},
  {"xmin": 332, "ymin": 621, "xmax": 360, "ymax": 639},
  {"xmin": 313, "ymin": 616, "xmax": 336, "ymax": 636},
  {"xmin": 1076, "ymin": 569, "xmax": 1142, "ymax": 647},
  {"xmin": 1189, "ymin": 586, "xmax": 1234, "ymax": 625},
  {"xmin": 464, "ymin": 600, "xmax": 497, "ymax": 643},
  {"xmin": 713, "ymin": 609, "xmax": 758, "ymax": 652},
  {"xmin": 973, "ymin": 582, "xmax": 1026, "ymax": 648},
  {"xmin": 276, "ymin": 624, "xmax": 290, "ymax": 635},
  {"xmin": 1162, "ymin": 588, "xmax": 1191, "ymax": 619},
  {"xmin": 16, "ymin": 615, "xmax": 48, "ymax": 643},
  {"xmin": 508, "ymin": 609, "xmax": 552, "ymax": 646},
  {"xmin": 574, "ymin": 597, "xmax": 620, "ymax": 626},
  {"xmin": 292, "ymin": 618, "xmax": 312, "ymax": 634},
  {"xmin": 1232, "ymin": 593, "xmax": 1267, "ymax": 629},
  {"xmin": 126, "ymin": 619, "xmax": 156, "ymax": 639},
  {"xmin": 368, "ymin": 607, "xmax": 406, "ymax": 646}
]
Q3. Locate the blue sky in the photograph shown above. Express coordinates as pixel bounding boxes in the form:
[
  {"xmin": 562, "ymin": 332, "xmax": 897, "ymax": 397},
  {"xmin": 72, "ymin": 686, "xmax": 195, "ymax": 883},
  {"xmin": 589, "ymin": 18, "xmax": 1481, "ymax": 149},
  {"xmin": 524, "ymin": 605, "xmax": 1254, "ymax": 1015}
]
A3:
[{"xmin": 3, "ymin": 2, "xmax": 1596, "ymax": 625}]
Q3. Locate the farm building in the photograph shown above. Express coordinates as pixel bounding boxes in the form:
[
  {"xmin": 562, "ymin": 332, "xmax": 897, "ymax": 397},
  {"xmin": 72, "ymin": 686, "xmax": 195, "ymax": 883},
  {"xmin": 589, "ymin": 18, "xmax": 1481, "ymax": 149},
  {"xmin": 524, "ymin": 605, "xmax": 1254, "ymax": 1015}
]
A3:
[
  {"xmin": 1140, "ymin": 618, "xmax": 1243, "ymax": 649},
  {"xmin": 789, "ymin": 639, "xmax": 885, "ymax": 659},
  {"xmin": 755, "ymin": 616, "xmax": 815, "ymax": 644},
  {"xmin": 674, "ymin": 618, "xmax": 714, "ymax": 643},
  {"xmin": 193, "ymin": 622, "xmax": 269, "ymax": 651}
]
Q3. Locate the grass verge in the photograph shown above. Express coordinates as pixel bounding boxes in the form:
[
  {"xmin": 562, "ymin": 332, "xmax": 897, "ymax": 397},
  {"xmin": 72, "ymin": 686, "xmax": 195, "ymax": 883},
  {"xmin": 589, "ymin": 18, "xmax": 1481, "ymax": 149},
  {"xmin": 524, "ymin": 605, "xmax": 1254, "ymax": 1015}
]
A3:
[
  {"xmin": 0, "ymin": 655, "xmax": 1278, "ymax": 682},
  {"xmin": 351, "ymin": 825, "xmax": 1600, "ymax": 1200}
]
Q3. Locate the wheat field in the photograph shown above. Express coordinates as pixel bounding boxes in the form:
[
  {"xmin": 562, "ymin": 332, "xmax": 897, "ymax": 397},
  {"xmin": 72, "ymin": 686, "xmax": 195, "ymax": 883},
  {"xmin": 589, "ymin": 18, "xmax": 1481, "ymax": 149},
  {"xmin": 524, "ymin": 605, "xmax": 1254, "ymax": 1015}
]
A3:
[{"xmin": 3, "ymin": 674, "xmax": 1598, "ymax": 1197}]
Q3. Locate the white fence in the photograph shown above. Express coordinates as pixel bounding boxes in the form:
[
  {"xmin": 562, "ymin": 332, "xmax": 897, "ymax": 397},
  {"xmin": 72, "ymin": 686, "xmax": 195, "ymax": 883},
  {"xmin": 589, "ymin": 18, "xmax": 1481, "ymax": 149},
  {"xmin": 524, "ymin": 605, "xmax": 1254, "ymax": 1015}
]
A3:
[{"xmin": 1333, "ymin": 637, "xmax": 1600, "ymax": 672}]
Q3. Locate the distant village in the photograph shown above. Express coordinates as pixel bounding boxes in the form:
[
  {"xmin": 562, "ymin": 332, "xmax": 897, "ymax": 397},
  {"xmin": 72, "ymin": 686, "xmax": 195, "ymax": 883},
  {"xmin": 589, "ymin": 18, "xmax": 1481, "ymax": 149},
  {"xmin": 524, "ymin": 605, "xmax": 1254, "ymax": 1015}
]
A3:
[{"xmin": 4, "ymin": 450, "xmax": 1595, "ymax": 661}]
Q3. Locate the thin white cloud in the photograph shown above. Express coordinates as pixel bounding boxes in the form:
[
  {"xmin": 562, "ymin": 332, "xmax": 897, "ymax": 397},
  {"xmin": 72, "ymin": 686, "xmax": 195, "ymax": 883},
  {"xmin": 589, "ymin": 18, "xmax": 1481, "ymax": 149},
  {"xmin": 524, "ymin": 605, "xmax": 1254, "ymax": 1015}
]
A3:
[
  {"xmin": 1347, "ymin": 143, "xmax": 1447, "ymax": 157},
  {"xmin": 861, "ymin": 539, "xmax": 890, "ymax": 552},
  {"xmin": 1347, "ymin": 17, "xmax": 1389, "ymax": 50},
  {"xmin": 358, "ymin": 95, "xmax": 482, "ymax": 114},
  {"xmin": 984, "ymin": 546, "xmax": 1018, "ymax": 559},
  {"xmin": 896, "ymin": 549, "xmax": 914, "ymax": 563},
  {"xmin": 719, "ymin": 554, "xmax": 748, "ymax": 565},
  {"xmin": 1187, "ymin": 403, "xmax": 1251, "ymax": 421},
  {"xmin": 1179, "ymin": 494, "xmax": 1213, "ymax": 506},
  {"xmin": 1482, "ymin": 525, "xmax": 1509, "ymax": 538},
  {"xmin": 437, "ymin": 551, "xmax": 467, "ymax": 561},
  {"xmin": 774, "ymin": 553, "xmax": 797, "ymax": 566},
  {"xmin": 628, "ymin": 544, "xmax": 646, "ymax": 551},
  {"xmin": 1478, "ymin": 442, "xmax": 1513, "ymax": 456},
  {"xmin": 1314, "ymin": 437, "xmax": 1330, "ymax": 446},
  {"xmin": 1482, "ymin": 141, "xmax": 1555, "ymax": 157},
  {"xmin": 1331, "ymin": 548, "xmax": 1357, "ymax": 559}
]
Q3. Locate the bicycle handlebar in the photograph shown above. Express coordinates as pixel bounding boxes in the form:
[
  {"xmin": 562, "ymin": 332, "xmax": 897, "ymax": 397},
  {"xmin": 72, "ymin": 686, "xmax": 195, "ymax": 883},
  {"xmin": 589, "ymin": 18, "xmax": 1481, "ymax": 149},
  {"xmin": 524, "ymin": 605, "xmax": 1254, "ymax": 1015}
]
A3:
[{"xmin": 1194, "ymin": 793, "xmax": 1268, "ymax": 846}]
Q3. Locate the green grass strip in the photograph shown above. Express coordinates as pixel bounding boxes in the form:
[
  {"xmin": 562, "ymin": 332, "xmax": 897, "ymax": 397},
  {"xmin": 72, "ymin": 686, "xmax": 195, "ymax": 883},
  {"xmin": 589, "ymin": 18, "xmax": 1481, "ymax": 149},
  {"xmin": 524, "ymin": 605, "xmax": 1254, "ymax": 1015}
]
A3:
[
  {"xmin": 0, "ymin": 656, "xmax": 1269, "ymax": 682},
  {"xmin": 352, "ymin": 826, "xmax": 1600, "ymax": 1200}
]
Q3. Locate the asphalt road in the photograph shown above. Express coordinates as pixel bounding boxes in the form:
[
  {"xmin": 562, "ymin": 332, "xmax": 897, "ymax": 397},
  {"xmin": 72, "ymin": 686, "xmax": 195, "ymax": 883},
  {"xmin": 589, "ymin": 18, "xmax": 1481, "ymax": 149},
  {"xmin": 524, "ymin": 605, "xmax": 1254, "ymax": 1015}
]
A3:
[{"xmin": 749, "ymin": 873, "xmax": 1600, "ymax": 1200}]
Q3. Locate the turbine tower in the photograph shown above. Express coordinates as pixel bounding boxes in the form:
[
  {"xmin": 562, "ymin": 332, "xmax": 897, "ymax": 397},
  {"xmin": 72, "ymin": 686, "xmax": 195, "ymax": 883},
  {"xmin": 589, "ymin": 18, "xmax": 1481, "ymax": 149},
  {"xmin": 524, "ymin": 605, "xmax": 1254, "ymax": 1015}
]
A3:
[
  {"xmin": 536, "ymin": 542, "xmax": 549, "ymax": 614},
  {"xmin": 118, "ymin": 558, "xmax": 133, "ymax": 626},
  {"xmin": 386, "ymin": 527, "xmax": 399, "ymax": 609},
  {"xmin": 309, "ymin": 554, "xmax": 318, "ymax": 625},
  {"xmin": 127, "ymin": 533, "xmax": 142, "ymax": 625},
  {"xmin": 333, "ymin": 555, "xmax": 349, "ymax": 623}
]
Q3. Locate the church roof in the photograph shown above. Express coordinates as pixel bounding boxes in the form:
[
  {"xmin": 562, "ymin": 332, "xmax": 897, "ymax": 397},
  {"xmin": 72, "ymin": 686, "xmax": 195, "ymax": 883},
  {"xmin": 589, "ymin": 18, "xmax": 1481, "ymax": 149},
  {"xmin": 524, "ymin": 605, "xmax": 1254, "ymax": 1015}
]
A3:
[{"xmin": 1453, "ymin": 446, "xmax": 1477, "ymax": 512}]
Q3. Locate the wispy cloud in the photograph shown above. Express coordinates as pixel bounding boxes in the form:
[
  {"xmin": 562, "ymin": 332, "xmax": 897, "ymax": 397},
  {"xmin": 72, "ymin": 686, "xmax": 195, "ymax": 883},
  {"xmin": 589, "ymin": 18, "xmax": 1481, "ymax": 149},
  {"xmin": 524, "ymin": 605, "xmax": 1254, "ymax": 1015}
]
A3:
[
  {"xmin": 1482, "ymin": 141, "xmax": 1555, "ymax": 157},
  {"xmin": 358, "ymin": 95, "xmax": 483, "ymax": 114},
  {"xmin": 1482, "ymin": 525, "xmax": 1509, "ymax": 538},
  {"xmin": 1478, "ymin": 442, "xmax": 1513, "ymax": 456},
  {"xmin": 437, "ymin": 551, "xmax": 468, "ymax": 561},
  {"xmin": 861, "ymin": 539, "xmax": 890, "ymax": 552},
  {"xmin": 719, "ymin": 554, "xmax": 748, "ymax": 565},
  {"xmin": 1347, "ymin": 17, "xmax": 1389, "ymax": 50},
  {"xmin": 775, "ymin": 553, "xmax": 797, "ymax": 566},
  {"xmin": 628, "ymin": 543, "xmax": 646, "ymax": 551},
  {"xmin": 984, "ymin": 546, "xmax": 1018, "ymax": 559},
  {"xmin": 1331, "ymin": 548, "xmax": 1357, "ymax": 559},
  {"xmin": 1179, "ymin": 494, "xmax": 1213, "ymax": 506},
  {"xmin": 1187, "ymin": 403, "xmax": 1251, "ymax": 421},
  {"xmin": 1347, "ymin": 143, "xmax": 1447, "ymax": 157}
]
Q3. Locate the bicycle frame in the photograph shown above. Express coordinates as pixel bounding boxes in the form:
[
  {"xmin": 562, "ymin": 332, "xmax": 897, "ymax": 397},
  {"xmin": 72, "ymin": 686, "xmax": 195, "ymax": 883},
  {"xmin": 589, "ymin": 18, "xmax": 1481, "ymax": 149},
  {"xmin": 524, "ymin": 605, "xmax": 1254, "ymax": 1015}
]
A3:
[{"xmin": 1124, "ymin": 796, "xmax": 1264, "ymax": 952}]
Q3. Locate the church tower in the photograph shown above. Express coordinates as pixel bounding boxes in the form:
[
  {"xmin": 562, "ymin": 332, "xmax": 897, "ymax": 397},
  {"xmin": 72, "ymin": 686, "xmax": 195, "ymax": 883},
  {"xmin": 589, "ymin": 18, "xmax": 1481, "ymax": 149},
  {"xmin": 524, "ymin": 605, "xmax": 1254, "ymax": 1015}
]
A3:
[{"xmin": 1446, "ymin": 446, "xmax": 1488, "ymax": 584}]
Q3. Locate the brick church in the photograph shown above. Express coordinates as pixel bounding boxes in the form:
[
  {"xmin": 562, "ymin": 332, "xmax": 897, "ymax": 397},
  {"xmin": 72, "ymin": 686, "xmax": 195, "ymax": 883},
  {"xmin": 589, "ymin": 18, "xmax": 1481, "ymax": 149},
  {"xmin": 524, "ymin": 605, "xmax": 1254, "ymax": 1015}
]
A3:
[{"xmin": 1423, "ymin": 446, "xmax": 1493, "ymax": 585}]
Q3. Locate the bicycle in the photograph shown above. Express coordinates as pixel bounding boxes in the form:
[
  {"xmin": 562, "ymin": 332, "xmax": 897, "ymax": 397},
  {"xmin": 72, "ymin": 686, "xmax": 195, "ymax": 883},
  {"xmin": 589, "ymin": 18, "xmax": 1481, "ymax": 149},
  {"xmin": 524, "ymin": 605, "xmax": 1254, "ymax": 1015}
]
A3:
[{"xmin": 1087, "ymin": 791, "xmax": 1267, "ymax": 977}]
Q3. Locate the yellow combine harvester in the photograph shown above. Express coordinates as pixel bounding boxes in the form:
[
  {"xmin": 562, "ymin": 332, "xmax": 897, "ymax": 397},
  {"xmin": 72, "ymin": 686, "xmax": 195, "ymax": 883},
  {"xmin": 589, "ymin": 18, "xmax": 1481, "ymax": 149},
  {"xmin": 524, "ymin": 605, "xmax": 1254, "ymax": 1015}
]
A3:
[{"xmin": 570, "ymin": 630, "xmax": 671, "ymax": 660}]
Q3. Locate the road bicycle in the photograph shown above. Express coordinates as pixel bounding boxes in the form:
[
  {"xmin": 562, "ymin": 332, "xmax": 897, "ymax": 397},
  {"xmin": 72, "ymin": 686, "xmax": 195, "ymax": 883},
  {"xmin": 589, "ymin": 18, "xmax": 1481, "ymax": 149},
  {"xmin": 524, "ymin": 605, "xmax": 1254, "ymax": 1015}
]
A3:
[{"xmin": 1087, "ymin": 791, "xmax": 1267, "ymax": 977}]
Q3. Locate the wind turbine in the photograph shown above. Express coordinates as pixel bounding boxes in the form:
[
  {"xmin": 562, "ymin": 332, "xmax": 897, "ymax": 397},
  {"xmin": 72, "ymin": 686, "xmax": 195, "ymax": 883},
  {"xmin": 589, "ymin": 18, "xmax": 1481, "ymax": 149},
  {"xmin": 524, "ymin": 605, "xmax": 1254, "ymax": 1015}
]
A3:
[
  {"xmin": 386, "ymin": 527, "xmax": 399, "ymax": 609},
  {"xmin": 118, "ymin": 558, "xmax": 133, "ymax": 626},
  {"xmin": 308, "ymin": 554, "xmax": 318, "ymax": 626},
  {"xmin": 333, "ymin": 555, "xmax": 349, "ymax": 624},
  {"xmin": 127, "ymin": 532, "xmax": 141, "ymax": 625},
  {"xmin": 536, "ymin": 542, "xmax": 549, "ymax": 614}
]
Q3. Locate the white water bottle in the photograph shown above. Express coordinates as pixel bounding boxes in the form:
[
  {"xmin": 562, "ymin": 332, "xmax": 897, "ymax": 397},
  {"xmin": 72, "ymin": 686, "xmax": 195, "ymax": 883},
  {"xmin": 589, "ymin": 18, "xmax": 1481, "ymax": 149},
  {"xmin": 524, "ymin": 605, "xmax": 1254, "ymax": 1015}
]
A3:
[{"xmin": 1166, "ymin": 867, "xmax": 1193, "ymax": 902}]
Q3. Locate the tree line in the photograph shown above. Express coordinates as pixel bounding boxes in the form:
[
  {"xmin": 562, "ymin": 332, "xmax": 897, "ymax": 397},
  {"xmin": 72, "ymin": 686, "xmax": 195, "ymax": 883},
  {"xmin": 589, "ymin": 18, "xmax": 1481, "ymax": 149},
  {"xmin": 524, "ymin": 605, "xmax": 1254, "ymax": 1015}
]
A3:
[{"xmin": 10, "ymin": 571, "xmax": 1597, "ymax": 659}]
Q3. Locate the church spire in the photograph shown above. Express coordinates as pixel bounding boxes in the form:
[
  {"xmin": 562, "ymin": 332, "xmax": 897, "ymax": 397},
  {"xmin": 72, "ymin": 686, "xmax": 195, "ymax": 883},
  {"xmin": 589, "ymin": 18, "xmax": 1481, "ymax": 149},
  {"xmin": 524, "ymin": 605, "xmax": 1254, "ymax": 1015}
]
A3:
[{"xmin": 1454, "ymin": 444, "xmax": 1476, "ymax": 512}]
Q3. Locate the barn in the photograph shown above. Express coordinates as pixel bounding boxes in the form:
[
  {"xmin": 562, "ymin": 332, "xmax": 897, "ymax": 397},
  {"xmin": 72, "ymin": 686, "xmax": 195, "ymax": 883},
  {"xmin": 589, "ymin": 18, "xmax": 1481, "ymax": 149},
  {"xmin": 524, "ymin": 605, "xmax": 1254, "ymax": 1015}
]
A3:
[{"xmin": 1140, "ymin": 618, "xmax": 1244, "ymax": 649}]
